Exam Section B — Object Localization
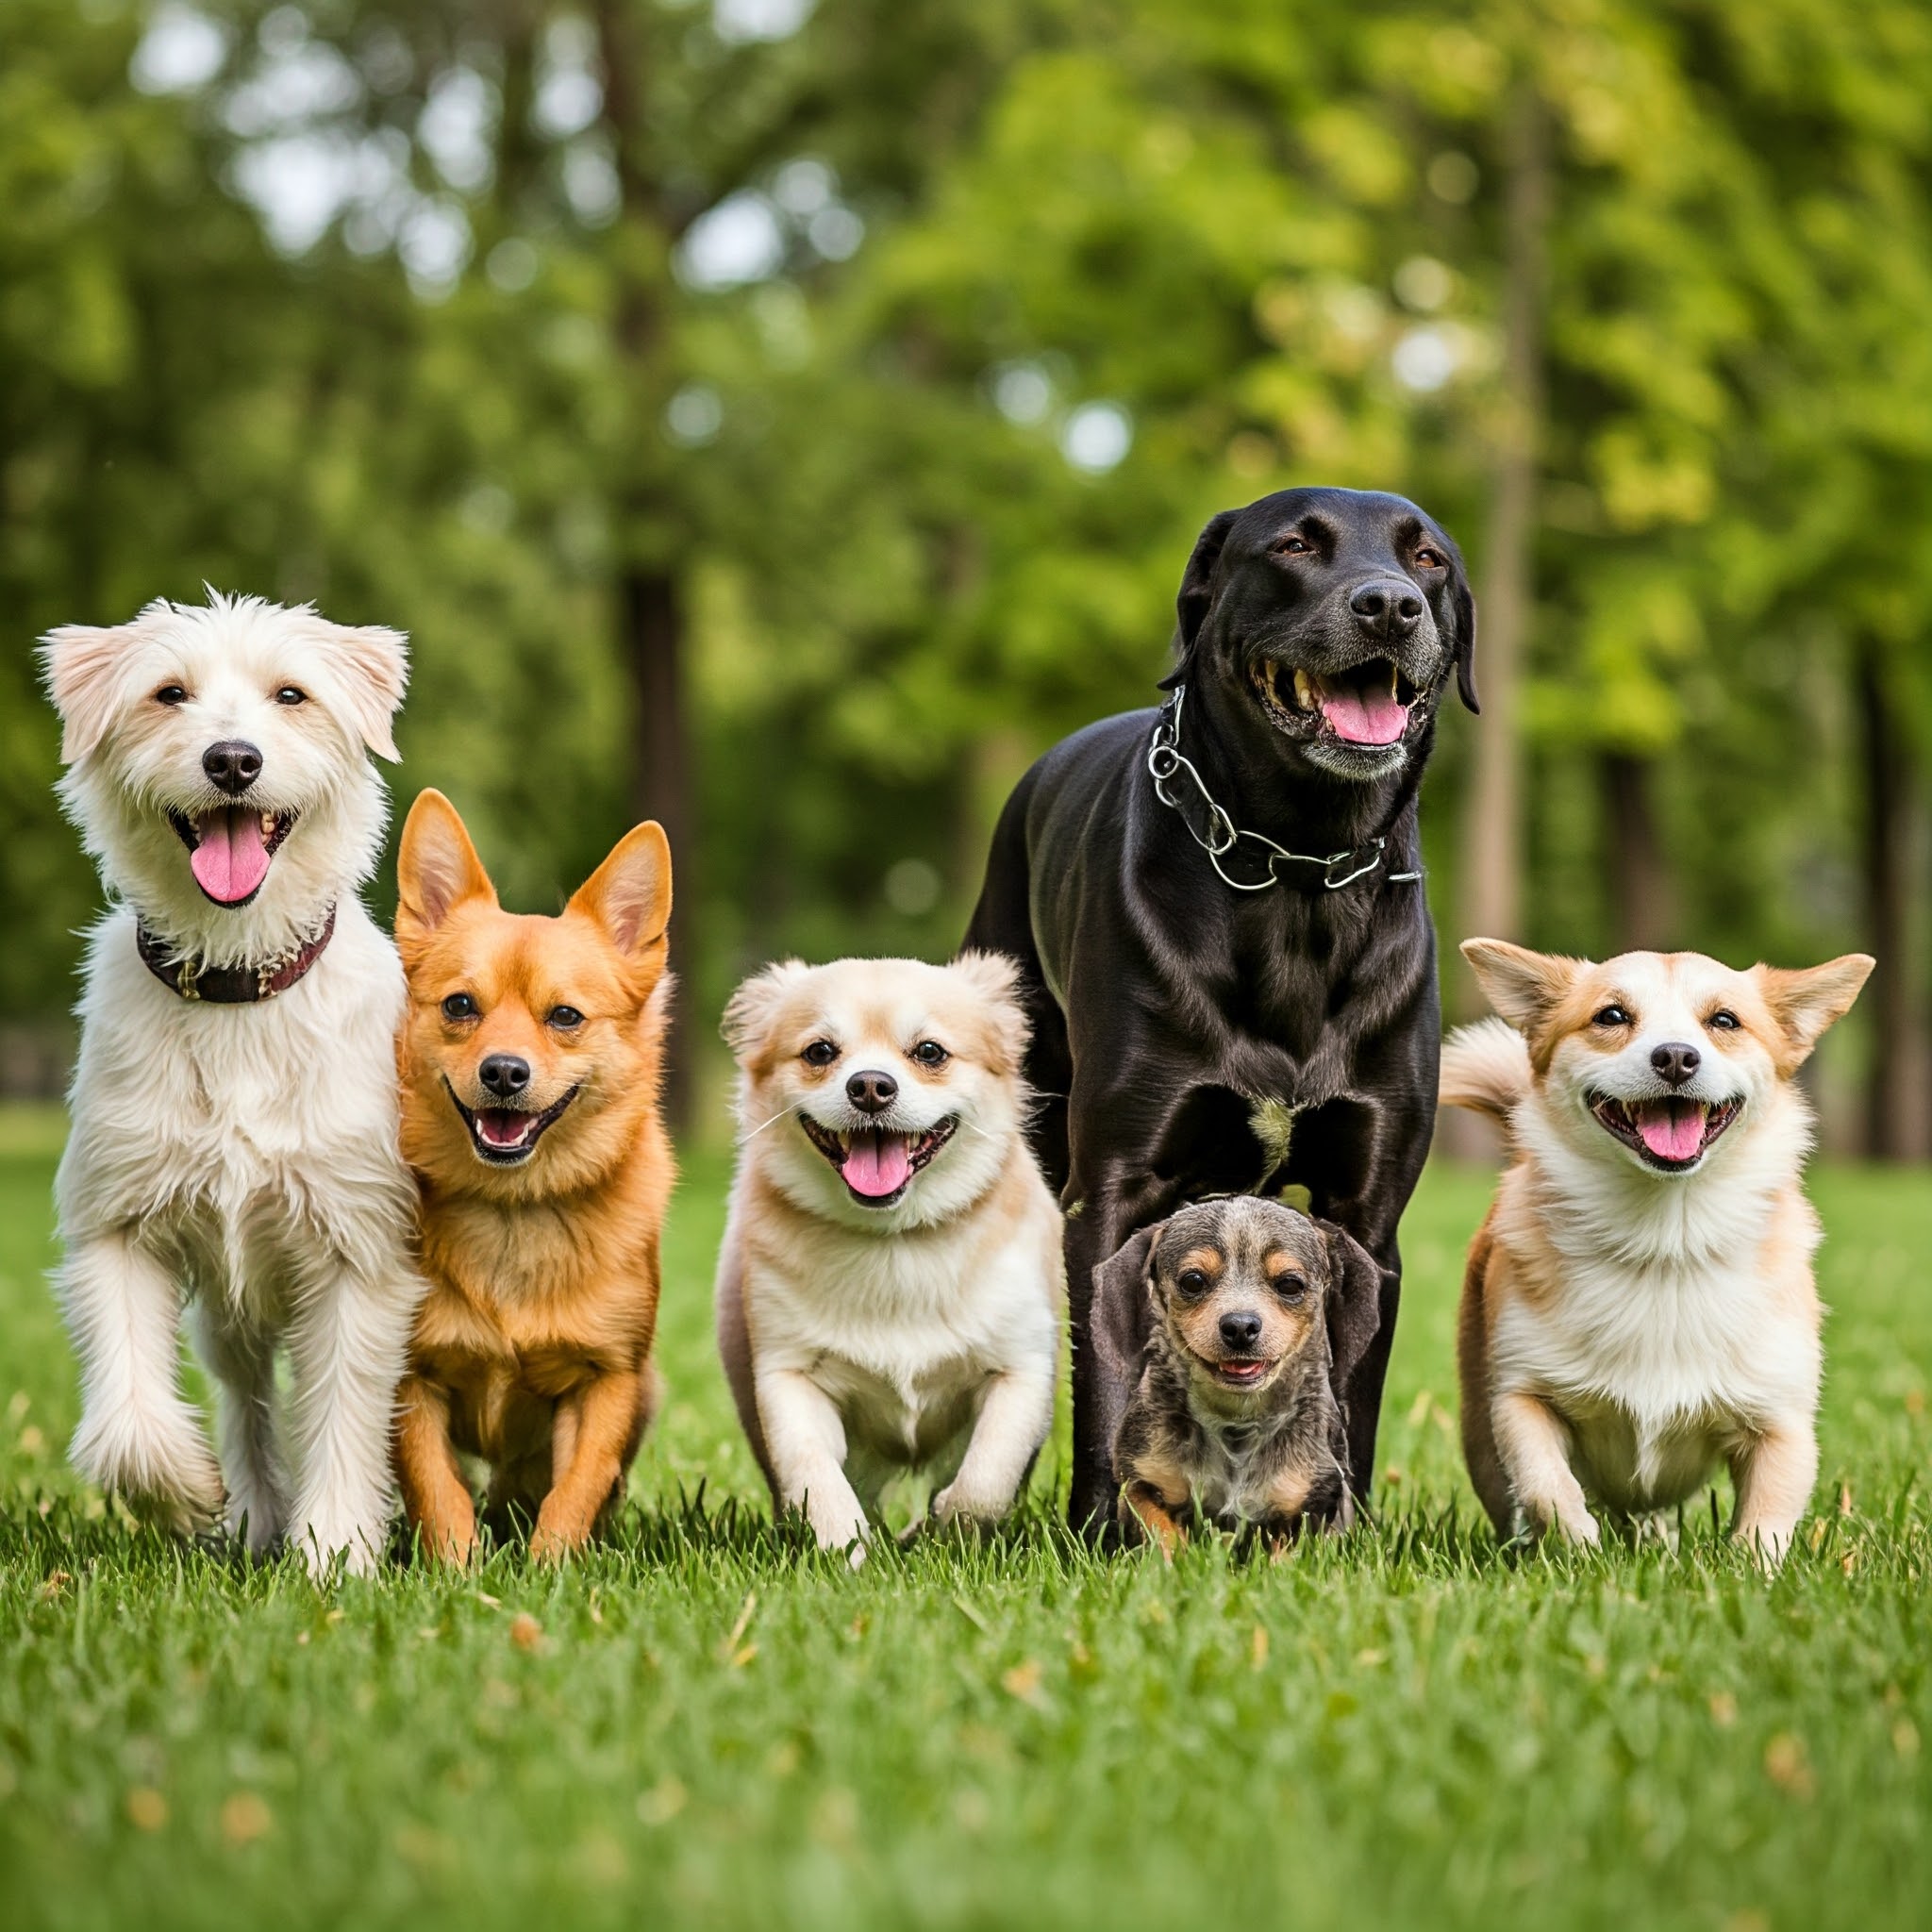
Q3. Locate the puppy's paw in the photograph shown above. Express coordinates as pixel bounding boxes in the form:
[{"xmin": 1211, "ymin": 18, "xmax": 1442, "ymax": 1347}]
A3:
[
  {"xmin": 930, "ymin": 1481, "xmax": 1009, "ymax": 1529},
  {"xmin": 528, "ymin": 1520, "xmax": 587, "ymax": 1565}
]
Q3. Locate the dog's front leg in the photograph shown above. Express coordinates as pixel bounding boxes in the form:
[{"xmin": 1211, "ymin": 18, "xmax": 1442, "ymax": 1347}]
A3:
[
  {"xmin": 530, "ymin": 1371, "xmax": 642, "ymax": 1560},
  {"xmin": 1491, "ymin": 1391, "xmax": 1600, "ymax": 1548},
  {"xmin": 756, "ymin": 1368, "xmax": 869, "ymax": 1561},
  {"xmin": 59, "ymin": 1228, "xmax": 224, "ymax": 1534},
  {"xmin": 1728, "ymin": 1423, "xmax": 1817, "ymax": 1571},
  {"xmin": 187, "ymin": 1298, "xmax": 289, "ymax": 1553},
  {"xmin": 932, "ymin": 1357, "xmax": 1056, "ymax": 1527},
  {"xmin": 394, "ymin": 1374, "xmax": 476, "ymax": 1565},
  {"xmin": 285, "ymin": 1263, "xmax": 419, "ymax": 1578}
]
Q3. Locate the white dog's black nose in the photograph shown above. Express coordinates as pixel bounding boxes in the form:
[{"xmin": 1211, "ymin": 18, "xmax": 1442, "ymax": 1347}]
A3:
[
  {"xmin": 1219, "ymin": 1309, "xmax": 1263, "ymax": 1350},
  {"xmin": 846, "ymin": 1070, "xmax": 897, "ymax": 1115},
  {"xmin": 1651, "ymin": 1041, "xmax": 1701, "ymax": 1086},
  {"xmin": 1349, "ymin": 580, "xmax": 1424, "ymax": 638},
  {"xmin": 479, "ymin": 1054, "xmax": 531, "ymax": 1098},
  {"xmin": 203, "ymin": 740, "xmax": 263, "ymax": 794}
]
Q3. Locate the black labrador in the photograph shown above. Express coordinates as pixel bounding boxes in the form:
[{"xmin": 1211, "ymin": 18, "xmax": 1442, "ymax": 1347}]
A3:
[{"xmin": 962, "ymin": 486, "xmax": 1477, "ymax": 1535}]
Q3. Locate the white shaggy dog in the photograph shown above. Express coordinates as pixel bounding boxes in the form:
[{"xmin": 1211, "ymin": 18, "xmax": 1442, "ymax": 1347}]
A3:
[
  {"xmin": 41, "ymin": 592, "xmax": 425, "ymax": 1575},
  {"xmin": 715, "ymin": 955, "xmax": 1063, "ymax": 1558}
]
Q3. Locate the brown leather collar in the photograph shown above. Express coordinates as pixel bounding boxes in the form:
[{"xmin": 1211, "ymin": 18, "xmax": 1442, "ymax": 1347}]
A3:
[{"xmin": 136, "ymin": 907, "xmax": 337, "ymax": 1004}]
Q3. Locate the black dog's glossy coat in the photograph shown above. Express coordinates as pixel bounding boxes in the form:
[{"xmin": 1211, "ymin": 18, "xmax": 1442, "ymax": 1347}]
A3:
[{"xmin": 962, "ymin": 487, "xmax": 1477, "ymax": 1533}]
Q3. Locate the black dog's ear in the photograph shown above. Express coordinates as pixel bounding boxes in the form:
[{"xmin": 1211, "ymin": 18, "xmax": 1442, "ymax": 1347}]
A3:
[
  {"xmin": 1313, "ymin": 1219, "xmax": 1385, "ymax": 1416},
  {"xmin": 1088, "ymin": 1222, "xmax": 1163, "ymax": 1406},
  {"xmin": 1159, "ymin": 509, "xmax": 1241, "ymax": 691},
  {"xmin": 1451, "ymin": 573, "xmax": 1479, "ymax": 715}
]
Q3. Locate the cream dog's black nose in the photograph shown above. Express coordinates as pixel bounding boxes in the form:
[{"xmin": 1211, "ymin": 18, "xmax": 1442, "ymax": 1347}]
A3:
[
  {"xmin": 1349, "ymin": 580, "xmax": 1424, "ymax": 638},
  {"xmin": 203, "ymin": 740, "xmax": 262, "ymax": 793},
  {"xmin": 479, "ymin": 1054, "xmax": 530, "ymax": 1098},
  {"xmin": 846, "ymin": 1070, "xmax": 897, "ymax": 1115},
  {"xmin": 1219, "ymin": 1309, "xmax": 1263, "ymax": 1350},
  {"xmin": 1651, "ymin": 1042, "xmax": 1701, "ymax": 1086}
]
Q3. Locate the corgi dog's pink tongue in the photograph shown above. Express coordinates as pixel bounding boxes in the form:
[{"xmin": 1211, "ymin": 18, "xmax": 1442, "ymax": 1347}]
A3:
[
  {"xmin": 842, "ymin": 1130, "xmax": 911, "ymax": 1198},
  {"xmin": 190, "ymin": 807, "xmax": 272, "ymax": 905},
  {"xmin": 1320, "ymin": 686, "xmax": 1409, "ymax": 746},
  {"xmin": 1631, "ymin": 1099, "xmax": 1707, "ymax": 1162}
]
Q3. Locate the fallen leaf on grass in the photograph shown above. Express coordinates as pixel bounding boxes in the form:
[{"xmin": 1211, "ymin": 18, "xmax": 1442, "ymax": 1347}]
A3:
[
  {"xmin": 1763, "ymin": 1733, "xmax": 1815, "ymax": 1800},
  {"xmin": 1251, "ymin": 1625, "xmax": 1269, "ymax": 1670},
  {"xmin": 1708, "ymin": 1692, "xmax": 1738, "ymax": 1727},
  {"xmin": 509, "ymin": 1613, "xmax": 543, "ymax": 1652},
  {"xmin": 125, "ymin": 1787, "xmax": 167, "ymax": 1831},
  {"xmin": 1893, "ymin": 1720, "xmax": 1920, "ymax": 1759},
  {"xmin": 1001, "ymin": 1660, "xmax": 1052, "ymax": 1711},
  {"xmin": 38, "ymin": 1571, "xmax": 70, "ymax": 1602},
  {"xmin": 220, "ymin": 1791, "xmax": 273, "ymax": 1846},
  {"xmin": 718, "ymin": 1590, "xmax": 758, "ymax": 1662}
]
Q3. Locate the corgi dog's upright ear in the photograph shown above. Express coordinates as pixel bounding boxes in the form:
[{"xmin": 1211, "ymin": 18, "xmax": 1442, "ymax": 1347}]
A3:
[
  {"xmin": 1460, "ymin": 938, "xmax": 1582, "ymax": 1034},
  {"xmin": 568, "ymin": 822, "xmax": 672, "ymax": 966},
  {"xmin": 1756, "ymin": 954, "xmax": 1875, "ymax": 1070},
  {"xmin": 396, "ymin": 790, "xmax": 496, "ymax": 956}
]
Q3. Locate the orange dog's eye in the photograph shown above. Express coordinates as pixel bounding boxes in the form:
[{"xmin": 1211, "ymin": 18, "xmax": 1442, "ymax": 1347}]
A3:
[
  {"xmin": 441, "ymin": 992, "xmax": 477, "ymax": 1021},
  {"xmin": 1707, "ymin": 1009, "xmax": 1740, "ymax": 1031},
  {"xmin": 548, "ymin": 1005, "xmax": 583, "ymax": 1029},
  {"xmin": 909, "ymin": 1040, "xmax": 949, "ymax": 1067},
  {"xmin": 1592, "ymin": 1004, "xmax": 1631, "ymax": 1027},
  {"xmin": 802, "ymin": 1039, "xmax": 839, "ymax": 1068}
]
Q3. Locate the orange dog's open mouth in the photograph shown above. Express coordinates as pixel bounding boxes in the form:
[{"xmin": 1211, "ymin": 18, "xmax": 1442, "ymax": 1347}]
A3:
[
  {"xmin": 443, "ymin": 1078, "xmax": 578, "ymax": 1167},
  {"xmin": 1589, "ymin": 1093, "xmax": 1742, "ymax": 1171},
  {"xmin": 799, "ymin": 1116, "xmax": 957, "ymax": 1207}
]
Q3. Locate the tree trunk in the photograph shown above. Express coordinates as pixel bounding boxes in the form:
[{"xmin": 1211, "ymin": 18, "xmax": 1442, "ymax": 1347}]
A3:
[
  {"xmin": 1599, "ymin": 751, "xmax": 1672, "ymax": 952},
  {"xmin": 1856, "ymin": 639, "xmax": 1928, "ymax": 1159}
]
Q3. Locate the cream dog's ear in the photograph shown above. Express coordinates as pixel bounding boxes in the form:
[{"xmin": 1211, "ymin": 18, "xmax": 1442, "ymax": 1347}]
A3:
[
  {"xmin": 570, "ymin": 822, "xmax": 672, "ymax": 959},
  {"xmin": 1756, "ymin": 954, "xmax": 1875, "ymax": 1067},
  {"xmin": 1460, "ymin": 937, "xmax": 1583, "ymax": 1033},
  {"xmin": 396, "ymin": 790, "xmax": 495, "ymax": 948},
  {"xmin": 39, "ymin": 603, "xmax": 172, "ymax": 764},
  {"xmin": 721, "ymin": 959, "xmax": 812, "ymax": 1067},
  {"xmin": 302, "ymin": 615, "xmax": 409, "ymax": 761},
  {"xmin": 949, "ymin": 948, "xmax": 1033, "ymax": 1074}
]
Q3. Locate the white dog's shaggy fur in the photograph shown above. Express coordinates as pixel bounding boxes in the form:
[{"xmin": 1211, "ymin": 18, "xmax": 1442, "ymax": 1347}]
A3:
[
  {"xmin": 715, "ymin": 955, "xmax": 1063, "ymax": 1558},
  {"xmin": 42, "ymin": 592, "xmax": 425, "ymax": 1575}
]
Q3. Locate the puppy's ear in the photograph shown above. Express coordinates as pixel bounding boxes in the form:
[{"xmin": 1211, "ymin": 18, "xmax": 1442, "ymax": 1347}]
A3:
[
  {"xmin": 1450, "ymin": 569, "xmax": 1479, "ymax": 714},
  {"xmin": 39, "ymin": 608, "xmax": 164, "ymax": 764},
  {"xmin": 1159, "ymin": 508, "xmax": 1241, "ymax": 691},
  {"xmin": 1756, "ymin": 954, "xmax": 1874, "ymax": 1067},
  {"xmin": 307, "ymin": 618, "xmax": 409, "ymax": 761},
  {"xmin": 396, "ymin": 790, "xmax": 495, "ymax": 945},
  {"xmin": 1460, "ymin": 938, "xmax": 1580, "ymax": 1033},
  {"xmin": 950, "ymin": 949, "xmax": 1032, "ymax": 1074},
  {"xmin": 1313, "ymin": 1219, "xmax": 1384, "ymax": 1436},
  {"xmin": 1089, "ymin": 1223, "xmax": 1163, "ymax": 1447},
  {"xmin": 721, "ymin": 959, "xmax": 809, "ymax": 1066},
  {"xmin": 570, "ymin": 822, "xmax": 672, "ymax": 960}
]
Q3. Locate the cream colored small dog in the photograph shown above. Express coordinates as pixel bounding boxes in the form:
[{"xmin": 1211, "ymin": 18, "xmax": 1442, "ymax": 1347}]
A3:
[
  {"xmin": 716, "ymin": 954, "xmax": 1062, "ymax": 1557},
  {"xmin": 1441, "ymin": 939, "xmax": 1872, "ymax": 1566}
]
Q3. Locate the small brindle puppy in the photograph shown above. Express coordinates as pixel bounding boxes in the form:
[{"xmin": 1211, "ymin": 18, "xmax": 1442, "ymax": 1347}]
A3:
[{"xmin": 1096, "ymin": 1198, "xmax": 1377, "ymax": 1557}]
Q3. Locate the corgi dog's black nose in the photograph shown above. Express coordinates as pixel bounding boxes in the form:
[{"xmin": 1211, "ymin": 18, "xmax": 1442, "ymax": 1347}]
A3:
[{"xmin": 1650, "ymin": 1042, "xmax": 1701, "ymax": 1087}]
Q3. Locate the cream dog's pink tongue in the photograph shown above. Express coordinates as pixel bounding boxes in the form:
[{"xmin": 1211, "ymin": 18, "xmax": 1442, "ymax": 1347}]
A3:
[
  {"xmin": 191, "ymin": 806, "xmax": 272, "ymax": 904},
  {"xmin": 843, "ymin": 1129, "xmax": 911, "ymax": 1198},
  {"xmin": 1320, "ymin": 685, "xmax": 1409, "ymax": 746},
  {"xmin": 1632, "ymin": 1099, "xmax": 1706, "ymax": 1161}
]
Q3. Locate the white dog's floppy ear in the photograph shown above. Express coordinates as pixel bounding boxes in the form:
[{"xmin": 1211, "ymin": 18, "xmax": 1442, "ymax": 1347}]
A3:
[
  {"xmin": 396, "ymin": 789, "xmax": 496, "ymax": 943},
  {"xmin": 39, "ymin": 614, "xmax": 155, "ymax": 764},
  {"xmin": 569, "ymin": 822, "xmax": 672, "ymax": 960},
  {"xmin": 1460, "ymin": 938, "xmax": 1581, "ymax": 1033},
  {"xmin": 1756, "ymin": 954, "xmax": 1874, "ymax": 1067},
  {"xmin": 721, "ymin": 959, "xmax": 810, "ymax": 1065},
  {"xmin": 310, "ymin": 619, "xmax": 408, "ymax": 761}
]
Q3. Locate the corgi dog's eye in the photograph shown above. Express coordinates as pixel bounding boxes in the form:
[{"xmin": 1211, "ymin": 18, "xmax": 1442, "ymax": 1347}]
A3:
[
  {"xmin": 275, "ymin": 686, "xmax": 308, "ymax": 706},
  {"xmin": 1175, "ymin": 1269, "xmax": 1210, "ymax": 1300},
  {"xmin": 802, "ymin": 1040, "xmax": 839, "ymax": 1068},
  {"xmin": 154, "ymin": 684, "xmax": 189, "ymax": 707},
  {"xmin": 1592, "ymin": 1004, "xmax": 1631, "ymax": 1028},
  {"xmin": 1707, "ymin": 1009, "xmax": 1740, "ymax": 1031},
  {"xmin": 909, "ymin": 1040, "xmax": 949, "ymax": 1067},
  {"xmin": 548, "ymin": 1006, "xmax": 583, "ymax": 1030},
  {"xmin": 441, "ymin": 992, "xmax": 478, "ymax": 1022}
]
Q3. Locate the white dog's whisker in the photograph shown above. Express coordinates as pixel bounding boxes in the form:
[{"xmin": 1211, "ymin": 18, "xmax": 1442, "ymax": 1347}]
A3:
[{"xmin": 737, "ymin": 1103, "xmax": 802, "ymax": 1145}]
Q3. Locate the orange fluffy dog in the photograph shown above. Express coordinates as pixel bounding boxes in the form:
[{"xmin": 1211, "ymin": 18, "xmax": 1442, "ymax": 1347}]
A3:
[{"xmin": 391, "ymin": 790, "xmax": 674, "ymax": 1564}]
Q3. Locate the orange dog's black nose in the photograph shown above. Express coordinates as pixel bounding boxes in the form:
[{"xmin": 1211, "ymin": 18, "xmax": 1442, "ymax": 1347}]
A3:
[
  {"xmin": 203, "ymin": 740, "xmax": 262, "ymax": 793},
  {"xmin": 846, "ymin": 1070, "xmax": 897, "ymax": 1114},
  {"xmin": 479, "ymin": 1054, "xmax": 531, "ymax": 1098},
  {"xmin": 1650, "ymin": 1041, "xmax": 1701, "ymax": 1086}
]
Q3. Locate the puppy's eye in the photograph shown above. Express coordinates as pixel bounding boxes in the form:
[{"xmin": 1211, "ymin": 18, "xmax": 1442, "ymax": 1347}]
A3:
[
  {"xmin": 441, "ymin": 992, "xmax": 478, "ymax": 1022},
  {"xmin": 1707, "ymin": 1009, "xmax": 1740, "ymax": 1031},
  {"xmin": 1272, "ymin": 1274, "xmax": 1308, "ymax": 1303},
  {"xmin": 1414, "ymin": 546, "xmax": 1444, "ymax": 570},
  {"xmin": 1593, "ymin": 1004, "xmax": 1631, "ymax": 1028},
  {"xmin": 548, "ymin": 1006, "xmax": 583, "ymax": 1030},
  {"xmin": 154, "ymin": 684, "xmax": 189, "ymax": 707},
  {"xmin": 1274, "ymin": 534, "xmax": 1313, "ymax": 556},
  {"xmin": 909, "ymin": 1040, "xmax": 950, "ymax": 1068},
  {"xmin": 275, "ymin": 686, "xmax": 308, "ymax": 707},
  {"xmin": 1175, "ymin": 1269, "xmax": 1210, "ymax": 1300},
  {"xmin": 801, "ymin": 1040, "xmax": 839, "ymax": 1068}
]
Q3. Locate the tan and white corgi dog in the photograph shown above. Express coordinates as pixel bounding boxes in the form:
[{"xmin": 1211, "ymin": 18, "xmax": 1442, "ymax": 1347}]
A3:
[{"xmin": 1441, "ymin": 940, "xmax": 1872, "ymax": 1566}]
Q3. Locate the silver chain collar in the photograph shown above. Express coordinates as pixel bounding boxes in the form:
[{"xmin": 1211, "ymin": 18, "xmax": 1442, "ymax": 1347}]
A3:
[{"xmin": 1144, "ymin": 684, "xmax": 1424, "ymax": 893}]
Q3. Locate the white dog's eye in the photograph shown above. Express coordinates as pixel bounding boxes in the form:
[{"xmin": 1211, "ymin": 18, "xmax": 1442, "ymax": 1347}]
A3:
[
  {"xmin": 1707, "ymin": 1008, "xmax": 1740, "ymax": 1031},
  {"xmin": 802, "ymin": 1039, "xmax": 839, "ymax": 1068},
  {"xmin": 909, "ymin": 1040, "xmax": 949, "ymax": 1067},
  {"xmin": 1592, "ymin": 1004, "xmax": 1631, "ymax": 1028},
  {"xmin": 154, "ymin": 684, "xmax": 189, "ymax": 707},
  {"xmin": 275, "ymin": 686, "xmax": 308, "ymax": 706}
]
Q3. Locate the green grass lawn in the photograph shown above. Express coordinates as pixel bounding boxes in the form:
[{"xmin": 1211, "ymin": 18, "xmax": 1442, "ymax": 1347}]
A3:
[{"xmin": 1, "ymin": 1107, "xmax": 1925, "ymax": 1931}]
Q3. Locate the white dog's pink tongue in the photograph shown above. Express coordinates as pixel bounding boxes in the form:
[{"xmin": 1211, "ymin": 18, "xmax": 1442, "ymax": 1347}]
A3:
[
  {"xmin": 844, "ymin": 1130, "xmax": 911, "ymax": 1198},
  {"xmin": 1634, "ymin": 1099, "xmax": 1705, "ymax": 1161},
  {"xmin": 191, "ymin": 807, "xmax": 271, "ymax": 904},
  {"xmin": 1320, "ymin": 686, "xmax": 1409, "ymax": 746}
]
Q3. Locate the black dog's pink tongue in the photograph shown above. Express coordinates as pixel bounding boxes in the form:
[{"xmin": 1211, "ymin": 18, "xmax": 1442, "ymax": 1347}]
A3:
[
  {"xmin": 843, "ymin": 1129, "xmax": 911, "ymax": 1197},
  {"xmin": 1320, "ymin": 686, "xmax": 1409, "ymax": 746},
  {"xmin": 190, "ymin": 807, "xmax": 271, "ymax": 904}
]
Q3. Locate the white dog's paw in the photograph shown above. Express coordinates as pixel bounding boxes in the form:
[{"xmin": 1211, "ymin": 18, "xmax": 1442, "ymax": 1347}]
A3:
[
  {"xmin": 930, "ymin": 1481, "xmax": 1009, "ymax": 1527},
  {"xmin": 75, "ymin": 1412, "xmax": 225, "ymax": 1536}
]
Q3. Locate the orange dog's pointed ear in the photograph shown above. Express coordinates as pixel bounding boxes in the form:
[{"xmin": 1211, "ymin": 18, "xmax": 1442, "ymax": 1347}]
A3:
[
  {"xmin": 1461, "ymin": 938, "xmax": 1582, "ymax": 1032},
  {"xmin": 570, "ymin": 822, "xmax": 672, "ymax": 959},
  {"xmin": 1756, "ymin": 954, "xmax": 1874, "ymax": 1064},
  {"xmin": 397, "ymin": 790, "xmax": 495, "ymax": 941}
]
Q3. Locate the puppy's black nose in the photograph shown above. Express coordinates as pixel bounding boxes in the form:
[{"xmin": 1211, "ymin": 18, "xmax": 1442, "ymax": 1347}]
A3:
[
  {"xmin": 1650, "ymin": 1041, "xmax": 1701, "ymax": 1086},
  {"xmin": 1219, "ymin": 1310, "xmax": 1263, "ymax": 1351},
  {"xmin": 202, "ymin": 740, "xmax": 263, "ymax": 794},
  {"xmin": 479, "ymin": 1054, "xmax": 531, "ymax": 1098},
  {"xmin": 846, "ymin": 1070, "xmax": 898, "ymax": 1115},
  {"xmin": 1348, "ymin": 581, "xmax": 1424, "ymax": 638}
]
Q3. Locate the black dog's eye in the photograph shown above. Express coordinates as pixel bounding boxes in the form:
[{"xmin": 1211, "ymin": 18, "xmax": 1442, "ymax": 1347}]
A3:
[
  {"xmin": 1414, "ymin": 546, "xmax": 1445, "ymax": 570},
  {"xmin": 1272, "ymin": 1274, "xmax": 1308, "ymax": 1303},
  {"xmin": 1175, "ymin": 1269, "xmax": 1210, "ymax": 1300},
  {"xmin": 441, "ymin": 992, "xmax": 478, "ymax": 1022},
  {"xmin": 1593, "ymin": 1004, "xmax": 1631, "ymax": 1027},
  {"xmin": 909, "ymin": 1040, "xmax": 949, "ymax": 1067},
  {"xmin": 1274, "ymin": 533, "xmax": 1313, "ymax": 556},
  {"xmin": 802, "ymin": 1039, "xmax": 839, "ymax": 1068},
  {"xmin": 154, "ymin": 684, "xmax": 188, "ymax": 707},
  {"xmin": 548, "ymin": 1005, "xmax": 584, "ymax": 1030},
  {"xmin": 275, "ymin": 686, "xmax": 308, "ymax": 706},
  {"xmin": 1707, "ymin": 1008, "xmax": 1740, "ymax": 1031}
]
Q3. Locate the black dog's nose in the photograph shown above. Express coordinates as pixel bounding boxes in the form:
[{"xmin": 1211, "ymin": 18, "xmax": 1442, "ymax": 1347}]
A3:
[
  {"xmin": 202, "ymin": 740, "xmax": 263, "ymax": 794},
  {"xmin": 846, "ymin": 1070, "xmax": 898, "ymax": 1115},
  {"xmin": 479, "ymin": 1054, "xmax": 531, "ymax": 1098},
  {"xmin": 1348, "ymin": 581, "xmax": 1424, "ymax": 638},
  {"xmin": 1650, "ymin": 1041, "xmax": 1701, "ymax": 1087},
  {"xmin": 1219, "ymin": 1310, "xmax": 1263, "ymax": 1351}
]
